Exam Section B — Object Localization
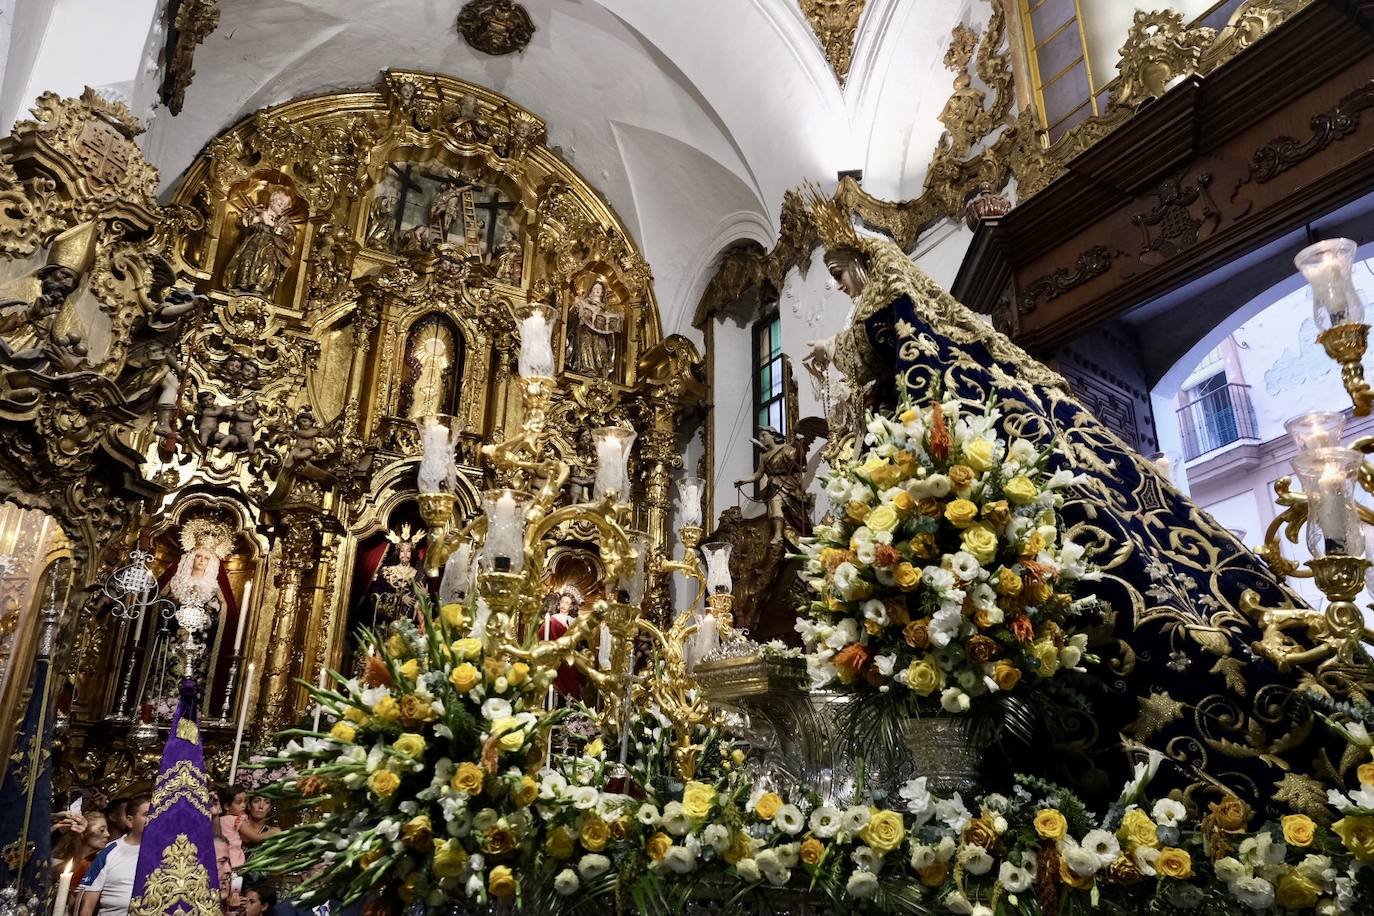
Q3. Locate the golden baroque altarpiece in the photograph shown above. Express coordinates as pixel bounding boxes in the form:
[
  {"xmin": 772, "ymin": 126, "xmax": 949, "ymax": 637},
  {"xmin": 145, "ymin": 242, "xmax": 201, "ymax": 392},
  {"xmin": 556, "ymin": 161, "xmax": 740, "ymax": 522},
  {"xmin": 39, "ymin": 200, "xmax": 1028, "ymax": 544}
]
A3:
[{"xmin": 0, "ymin": 73, "xmax": 703, "ymax": 794}]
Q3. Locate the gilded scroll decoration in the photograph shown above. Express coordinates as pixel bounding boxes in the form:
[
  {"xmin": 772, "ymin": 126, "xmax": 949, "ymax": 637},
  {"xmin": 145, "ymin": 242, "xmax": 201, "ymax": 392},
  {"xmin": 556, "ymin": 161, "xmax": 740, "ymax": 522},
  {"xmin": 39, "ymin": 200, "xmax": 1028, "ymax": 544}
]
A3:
[
  {"xmin": 457, "ymin": 0, "xmax": 536, "ymax": 56},
  {"xmin": 799, "ymin": 0, "xmax": 867, "ymax": 85},
  {"xmin": 160, "ymin": 0, "xmax": 221, "ymax": 116}
]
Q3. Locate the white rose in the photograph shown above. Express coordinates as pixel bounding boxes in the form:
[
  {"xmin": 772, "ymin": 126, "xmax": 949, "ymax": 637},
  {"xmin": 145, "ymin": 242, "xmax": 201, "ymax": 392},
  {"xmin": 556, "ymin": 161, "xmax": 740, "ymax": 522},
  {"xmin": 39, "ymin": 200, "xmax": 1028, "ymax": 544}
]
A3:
[
  {"xmin": 664, "ymin": 845, "xmax": 697, "ymax": 874},
  {"xmin": 845, "ymin": 870, "xmax": 879, "ymax": 899},
  {"xmin": 736, "ymin": 858, "xmax": 761, "ymax": 883},
  {"xmin": 851, "ymin": 845, "xmax": 883, "ymax": 874},
  {"xmin": 1214, "ymin": 856, "xmax": 1248, "ymax": 884},
  {"xmin": 909, "ymin": 844, "xmax": 936, "ymax": 870},
  {"xmin": 703, "ymin": 823, "xmax": 731, "ymax": 853},
  {"xmin": 1062, "ymin": 841, "xmax": 1102, "ymax": 877},
  {"xmin": 553, "ymin": 869, "xmax": 580, "ymax": 896},
  {"xmin": 571, "ymin": 786, "xmax": 599, "ymax": 810},
  {"xmin": 660, "ymin": 801, "xmax": 693, "ymax": 836},
  {"xmin": 578, "ymin": 854, "xmax": 611, "ymax": 879}
]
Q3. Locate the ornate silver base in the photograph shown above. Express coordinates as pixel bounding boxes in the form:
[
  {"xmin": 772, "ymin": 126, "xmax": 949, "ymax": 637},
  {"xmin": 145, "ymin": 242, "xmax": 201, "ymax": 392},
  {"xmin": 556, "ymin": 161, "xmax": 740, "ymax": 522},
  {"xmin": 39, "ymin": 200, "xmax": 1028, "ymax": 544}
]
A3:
[{"xmin": 905, "ymin": 713, "xmax": 980, "ymax": 797}]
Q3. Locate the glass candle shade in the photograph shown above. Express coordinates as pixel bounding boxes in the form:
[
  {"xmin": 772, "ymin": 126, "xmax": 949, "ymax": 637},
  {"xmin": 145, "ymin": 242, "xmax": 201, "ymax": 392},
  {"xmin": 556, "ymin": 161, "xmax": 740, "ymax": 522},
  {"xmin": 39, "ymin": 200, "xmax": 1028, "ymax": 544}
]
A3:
[
  {"xmin": 619, "ymin": 531, "xmax": 649, "ymax": 605},
  {"xmin": 676, "ymin": 475, "xmax": 705, "ymax": 530},
  {"xmin": 1295, "ymin": 238, "xmax": 1366, "ymax": 330},
  {"xmin": 700, "ymin": 541, "xmax": 733, "ymax": 595},
  {"xmin": 1285, "ymin": 411, "xmax": 1347, "ymax": 453},
  {"xmin": 439, "ymin": 542, "xmax": 475, "ymax": 605},
  {"xmin": 1293, "ymin": 448, "xmax": 1366, "ymax": 559},
  {"xmin": 482, "ymin": 489, "xmax": 530, "ymax": 573},
  {"xmin": 415, "ymin": 414, "xmax": 459, "ymax": 494},
  {"xmin": 593, "ymin": 427, "xmax": 636, "ymax": 501},
  {"xmin": 518, "ymin": 303, "xmax": 557, "ymax": 379}
]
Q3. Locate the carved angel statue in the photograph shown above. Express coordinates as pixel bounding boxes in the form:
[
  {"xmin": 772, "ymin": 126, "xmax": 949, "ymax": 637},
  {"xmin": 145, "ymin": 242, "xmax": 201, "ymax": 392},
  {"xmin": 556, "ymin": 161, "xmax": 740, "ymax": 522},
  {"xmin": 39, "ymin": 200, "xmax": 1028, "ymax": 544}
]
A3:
[
  {"xmin": 119, "ymin": 286, "xmax": 202, "ymax": 435},
  {"xmin": 224, "ymin": 188, "xmax": 296, "ymax": 296},
  {"xmin": 733, "ymin": 420, "xmax": 826, "ymax": 544}
]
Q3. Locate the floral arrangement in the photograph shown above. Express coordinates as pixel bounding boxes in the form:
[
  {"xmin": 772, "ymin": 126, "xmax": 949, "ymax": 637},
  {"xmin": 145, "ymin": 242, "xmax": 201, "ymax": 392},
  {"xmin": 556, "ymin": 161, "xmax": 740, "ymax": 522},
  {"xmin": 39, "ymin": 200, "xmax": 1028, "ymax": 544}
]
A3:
[
  {"xmin": 797, "ymin": 395, "xmax": 1099, "ymax": 716},
  {"xmin": 246, "ymin": 604, "xmax": 562, "ymax": 908},
  {"xmin": 245, "ymin": 590, "xmax": 1374, "ymax": 915}
]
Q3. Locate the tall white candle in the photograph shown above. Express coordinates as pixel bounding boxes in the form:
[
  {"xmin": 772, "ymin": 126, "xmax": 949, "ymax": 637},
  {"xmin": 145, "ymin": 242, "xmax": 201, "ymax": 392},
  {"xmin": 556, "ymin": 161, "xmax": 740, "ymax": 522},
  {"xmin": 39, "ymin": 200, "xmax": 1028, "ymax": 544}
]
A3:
[
  {"xmin": 229, "ymin": 662, "xmax": 255, "ymax": 784},
  {"xmin": 519, "ymin": 308, "xmax": 555, "ymax": 378},
  {"xmin": 51, "ymin": 860, "xmax": 73, "ymax": 916},
  {"xmin": 232, "ymin": 581, "xmax": 252, "ymax": 653},
  {"xmin": 312, "ymin": 667, "xmax": 328, "ymax": 733}
]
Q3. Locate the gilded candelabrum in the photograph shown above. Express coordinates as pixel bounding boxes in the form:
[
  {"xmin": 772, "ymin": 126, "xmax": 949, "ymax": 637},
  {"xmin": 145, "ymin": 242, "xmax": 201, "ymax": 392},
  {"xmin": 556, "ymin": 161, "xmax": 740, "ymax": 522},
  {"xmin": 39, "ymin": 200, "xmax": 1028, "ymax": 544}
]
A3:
[{"xmin": 1298, "ymin": 239, "xmax": 1374, "ymax": 417}]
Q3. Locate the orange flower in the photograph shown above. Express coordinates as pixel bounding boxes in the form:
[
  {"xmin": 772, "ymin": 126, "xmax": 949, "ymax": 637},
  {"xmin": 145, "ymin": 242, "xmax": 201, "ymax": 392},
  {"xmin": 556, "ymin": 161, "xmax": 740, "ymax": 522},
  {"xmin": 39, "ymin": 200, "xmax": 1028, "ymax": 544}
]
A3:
[
  {"xmin": 363, "ymin": 654, "xmax": 393, "ymax": 688},
  {"xmin": 1009, "ymin": 614, "xmax": 1034, "ymax": 642},
  {"xmin": 833, "ymin": 643, "xmax": 872, "ymax": 680},
  {"xmin": 929, "ymin": 403, "xmax": 951, "ymax": 461},
  {"xmin": 903, "ymin": 620, "xmax": 932, "ymax": 649},
  {"xmin": 874, "ymin": 545, "xmax": 900, "ymax": 567},
  {"xmin": 966, "ymin": 635, "xmax": 999, "ymax": 664}
]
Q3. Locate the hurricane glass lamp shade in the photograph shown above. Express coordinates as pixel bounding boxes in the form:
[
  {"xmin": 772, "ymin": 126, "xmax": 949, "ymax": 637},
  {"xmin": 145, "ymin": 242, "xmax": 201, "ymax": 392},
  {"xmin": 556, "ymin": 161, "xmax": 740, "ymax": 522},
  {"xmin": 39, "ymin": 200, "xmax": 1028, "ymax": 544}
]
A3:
[
  {"xmin": 1296, "ymin": 238, "xmax": 1366, "ymax": 330},
  {"xmin": 518, "ymin": 303, "xmax": 557, "ymax": 379},
  {"xmin": 676, "ymin": 475, "xmax": 705, "ymax": 530},
  {"xmin": 1285, "ymin": 411, "xmax": 1347, "ymax": 453},
  {"xmin": 620, "ymin": 531, "xmax": 649, "ymax": 605},
  {"xmin": 1293, "ymin": 447, "xmax": 1366, "ymax": 559},
  {"xmin": 416, "ymin": 414, "xmax": 459, "ymax": 494},
  {"xmin": 593, "ymin": 427, "xmax": 636, "ymax": 500},
  {"xmin": 439, "ymin": 542, "xmax": 475, "ymax": 604},
  {"xmin": 481, "ymin": 489, "xmax": 530, "ymax": 573},
  {"xmin": 700, "ymin": 541, "xmax": 733, "ymax": 595}
]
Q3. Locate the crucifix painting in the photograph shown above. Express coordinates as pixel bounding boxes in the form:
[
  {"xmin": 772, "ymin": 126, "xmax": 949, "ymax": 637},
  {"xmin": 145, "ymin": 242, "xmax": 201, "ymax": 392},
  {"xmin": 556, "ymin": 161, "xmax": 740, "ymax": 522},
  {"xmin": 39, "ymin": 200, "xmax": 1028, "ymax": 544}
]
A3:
[{"xmin": 367, "ymin": 162, "xmax": 521, "ymax": 265}]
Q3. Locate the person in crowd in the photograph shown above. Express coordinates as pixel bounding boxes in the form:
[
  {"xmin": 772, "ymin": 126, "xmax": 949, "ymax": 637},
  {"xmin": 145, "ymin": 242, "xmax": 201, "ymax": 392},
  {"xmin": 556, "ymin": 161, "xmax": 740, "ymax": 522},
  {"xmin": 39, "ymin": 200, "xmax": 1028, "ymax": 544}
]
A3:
[
  {"xmin": 242, "ymin": 885, "xmax": 276, "ymax": 916},
  {"xmin": 215, "ymin": 836, "xmax": 244, "ymax": 916},
  {"xmin": 77, "ymin": 795, "xmax": 149, "ymax": 916},
  {"xmin": 238, "ymin": 796, "xmax": 280, "ymax": 850},
  {"xmin": 52, "ymin": 811, "xmax": 109, "ymax": 891},
  {"xmin": 102, "ymin": 799, "xmax": 129, "ymax": 842},
  {"xmin": 217, "ymin": 785, "xmax": 247, "ymax": 869}
]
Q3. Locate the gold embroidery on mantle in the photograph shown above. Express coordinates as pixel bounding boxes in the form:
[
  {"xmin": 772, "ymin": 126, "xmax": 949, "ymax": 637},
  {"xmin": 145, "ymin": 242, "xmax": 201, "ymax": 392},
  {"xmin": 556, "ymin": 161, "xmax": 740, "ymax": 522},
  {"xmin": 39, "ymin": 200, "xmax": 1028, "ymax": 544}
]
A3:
[
  {"xmin": 149, "ymin": 760, "xmax": 212, "ymax": 819},
  {"xmin": 176, "ymin": 718, "xmax": 199, "ymax": 743},
  {"xmin": 128, "ymin": 834, "xmax": 220, "ymax": 916}
]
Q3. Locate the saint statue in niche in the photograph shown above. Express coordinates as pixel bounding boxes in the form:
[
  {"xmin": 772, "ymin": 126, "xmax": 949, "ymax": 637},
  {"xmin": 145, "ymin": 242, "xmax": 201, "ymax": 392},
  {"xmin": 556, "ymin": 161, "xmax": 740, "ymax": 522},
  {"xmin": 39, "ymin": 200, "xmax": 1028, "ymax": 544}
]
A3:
[
  {"xmin": 354, "ymin": 524, "xmax": 427, "ymax": 629},
  {"xmin": 567, "ymin": 280, "xmax": 622, "ymax": 377},
  {"xmin": 540, "ymin": 585, "xmax": 584, "ymax": 698},
  {"xmin": 223, "ymin": 187, "xmax": 297, "ymax": 296},
  {"xmin": 399, "ymin": 315, "xmax": 463, "ymax": 419}
]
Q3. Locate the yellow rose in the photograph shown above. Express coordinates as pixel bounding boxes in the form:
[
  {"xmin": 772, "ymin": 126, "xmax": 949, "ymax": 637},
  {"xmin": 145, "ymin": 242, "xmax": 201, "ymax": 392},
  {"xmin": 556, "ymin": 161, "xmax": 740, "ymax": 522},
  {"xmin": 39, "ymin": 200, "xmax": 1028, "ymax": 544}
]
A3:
[
  {"xmin": 1275, "ymin": 870, "xmax": 1321, "ymax": 910},
  {"xmin": 962, "ymin": 438, "xmax": 995, "ymax": 473},
  {"xmin": 329, "ymin": 721, "xmax": 356, "ymax": 743},
  {"xmin": 440, "ymin": 602, "xmax": 469, "ymax": 630},
  {"xmin": 870, "ymin": 463, "xmax": 903, "ymax": 489},
  {"xmin": 546, "ymin": 828, "xmax": 574, "ymax": 860},
  {"xmin": 800, "ymin": 837, "xmax": 825, "ymax": 866},
  {"xmin": 992, "ymin": 661, "xmax": 1021, "ymax": 691},
  {"xmin": 646, "ymin": 832, "xmax": 672, "ymax": 861},
  {"xmin": 449, "ymin": 663, "xmax": 479, "ymax": 693},
  {"xmin": 892, "ymin": 491, "xmax": 916, "ymax": 513},
  {"xmin": 995, "ymin": 567, "xmax": 1022, "ymax": 596},
  {"xmin": 393, "ymin": 732, "xmax": 426, "ymax": 759},
  {"xmin": 610, "ymin": 818, "xmax": 629, "ymax": 840},
  {"xmin": 400, "ymin": 694, "xmax": 436, "ymax": 725},
  {"xmin": 452, "ymin": 637, "xmax": 483, "ymax": 660},
  {"xmin": 584, "ymin": 738, "xmax": 604, "ymax": 759},
  {"xmin": 918, "ymin": 861, "xmax": 948, "ymax": 887},
  {"xmin": 1359, "ymin": 761, "xmax": 1374, "ymax": 786},
  {"xmin": 498, "ymin": 729, "xmax": 526, "ymax": 752},
  {"xmin": 1281, "ymin": 813, "xmax": 1316, "ymax": 847},
  {"xmin": 1059, "ymin": 857, "xmax": 1094, "ymax": 890},
  {"xmin": 961, "ymin": 524, "xmax": 999, "ymax": 566},
  {"xmin": 905, "ymin": 658, "xmax": 943, "ymax": 697},
  {"xmin": 368, "ymin": 769, "xmax": 400, "ymax": 798},
  {"xmin": 731, "ymin": 749, "xmax": 746, "ymax": 765},
  {"xmin": 345, "ymin": 705, "xmax": 369, "ymax": 725},
  {"xmin": 845, "ymin": 501, "xmax": 870, "ymax": 524},
  {"xmin": 1333, "ymin": 816, "xmax": 1374, "ymax": 861},
  {"xmin": 982, "ymin": 500, "xmax": 1011, "ymax": 527},
  {"xmin": 432, "ymin": 839, "xmax": 468, "ymax": 879},
  {"xmin": 359, "ymin": 849, "xmax": 382, "ymax": 870},
  {"xmin": 373, "ymin": 695, "xmax": 400, "ymax": 722},
  {"xmin": 398, "ymin": 871, "xmax": 421, "ymax": 903},
  {"xmin": 451, "ymin": 761, "xmax": 485, "ymax": 796},
  {"xmin": 488, "ymin": 865, "xmax": 516, "ymax": 899},
  {"xmin": 399, "ymin": 659, "xmax": 420, "ymax": 682},
  {"xmin": 1023, "ymin": 533, "xmax": 1045, "ymax": 557},
  {"xmin": 723, "ymin": 832, "xmax": 752, "ymax": 865},
  {"xmin": 580, "ymin": 818, "xmax": 610, "ymax": 852},
  {"xmin": 866, "ymin": 505, "xmax": 898, "ymax": 533},
  {"xmin": 859, "ymin": 809, "xmax": 906, "ymax": 854},
  {"xmin": 515, "ymin": 776, "xmax": 539, "ymax": 807},
  {"xmin": 384, "ymin": 634, "xmax": 408, "ymax": 658},
  {"xmin": 944, "ymin": 498, "xmax": 978, "ymax": 528},
  {"xmin": 402, "ymin": 815, "xmax": 432, "ymax": 848},
  {"xmin": 1118, "ymin": 808, "xmax": 1158, "ymax": 849},
  {"xmin": 895, "ymin": 563, "xmax": 923, "ymax": 590},
  {"xmin": 508, "ymin": 662, "xmax": 530, "ymax": 686},
  {"xmin": 1031, "ymin": 640, "xmax": 1060, "ymax": 677},
  {"xmin": 682, "ymin": 781, "xmax": 716, "ymax": 820},
  {"xmin": 1155, "ymin": 847, "xmax": 1192, "ymax": 880},
  {"xmin": 1034, "ymin": 809, "xmax": 1067, "ymax": 840},
  {"xmin": 754, "ymin": 792, "xmax": 783, "ymax": 821},
  {"xmin": 948, "ymin": 465, "xmax": 975, "ymax": 491},
  {"xmin": 1003, "ymin": 475, "xmax": 1037, "ymax": 505}
]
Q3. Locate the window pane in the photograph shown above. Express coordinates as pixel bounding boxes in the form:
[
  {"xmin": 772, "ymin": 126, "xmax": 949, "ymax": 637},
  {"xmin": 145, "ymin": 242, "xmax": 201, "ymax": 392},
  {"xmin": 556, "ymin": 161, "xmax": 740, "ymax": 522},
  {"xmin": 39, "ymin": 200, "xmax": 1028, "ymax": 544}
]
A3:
[
  {"xmin": 758, "ymin": 364, "xmax": 772, "ymax": 394},
  {"xmin": 1029, "ymin": 0, "xmax": 1073, "ymax": 42},
  {"xmin": 769, "ymin": 358, "xmax": 784, "ymax": 396},
  {"xmin": 1043, "ymin": 65, "xmax": 1090, "ymax": 126},
  {"xmin": 1036, "ymin": 22, "xmax": 1082, "ymax": 82},
  {"xmin": 769, "ymin": 319, "xmax": 781, "ymax": 357},
  {"xmin": 771, "ymin": 401, "xmax": 784, "ymax": 432}
]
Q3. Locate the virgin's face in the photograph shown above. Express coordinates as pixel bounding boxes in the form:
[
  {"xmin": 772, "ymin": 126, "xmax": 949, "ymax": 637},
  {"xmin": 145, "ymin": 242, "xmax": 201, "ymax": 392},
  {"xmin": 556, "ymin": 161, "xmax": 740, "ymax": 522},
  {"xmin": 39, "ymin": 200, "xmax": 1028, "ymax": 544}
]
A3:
[
  {"xmin": 833, "ymin": 265, "xmax": 862, "ymax": 299},
  {"xmin": 191, "ymin": 553, "xmax": 210, "ymax": 575},
  {"xmin": 590, "ymin": 282, "xmax": 604, "ymax": 301}
]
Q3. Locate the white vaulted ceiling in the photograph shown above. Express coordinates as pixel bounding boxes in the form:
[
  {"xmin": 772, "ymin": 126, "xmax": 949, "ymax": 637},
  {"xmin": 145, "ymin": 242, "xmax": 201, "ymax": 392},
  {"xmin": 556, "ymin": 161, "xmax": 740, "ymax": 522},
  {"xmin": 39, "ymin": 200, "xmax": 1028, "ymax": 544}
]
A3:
[{"xmin": 132, "ymin": 0, "xmax": 968, "ymax": 334}]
